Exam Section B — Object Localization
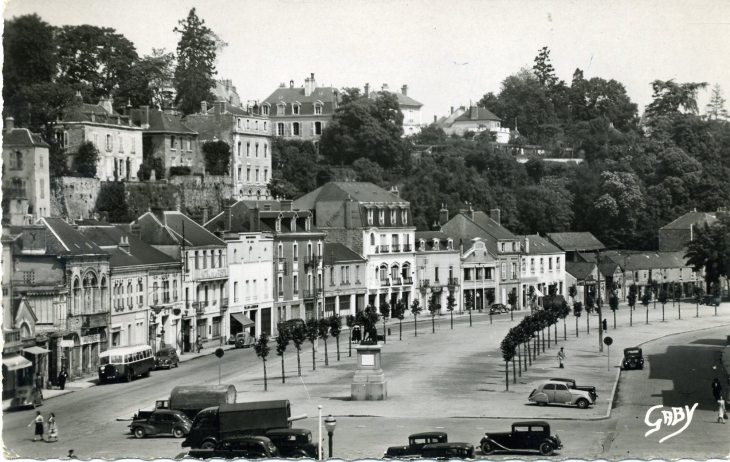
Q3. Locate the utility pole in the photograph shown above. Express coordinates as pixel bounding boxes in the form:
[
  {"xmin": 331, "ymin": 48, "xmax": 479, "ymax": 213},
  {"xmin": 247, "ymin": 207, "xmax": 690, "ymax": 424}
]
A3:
[
  {"xmin": 181, "ymin": 220, "xmax": 186, "ymax": 355},
  {"xmin": 597, "ymin": 249, "xmax": 603, "ymax": 353}
]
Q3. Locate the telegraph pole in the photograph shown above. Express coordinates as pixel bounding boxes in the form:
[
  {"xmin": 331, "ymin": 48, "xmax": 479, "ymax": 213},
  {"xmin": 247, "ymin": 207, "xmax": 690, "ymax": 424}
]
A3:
[{"xmin": 597, "ymin": 249, "xmax": 604, "ymax": 353}]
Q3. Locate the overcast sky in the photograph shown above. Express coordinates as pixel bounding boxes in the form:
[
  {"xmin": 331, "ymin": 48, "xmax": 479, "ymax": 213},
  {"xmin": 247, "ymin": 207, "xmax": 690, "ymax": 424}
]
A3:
[{"xmin": 4, "ymin": 0, "xmax": 730, "ymax": 122}]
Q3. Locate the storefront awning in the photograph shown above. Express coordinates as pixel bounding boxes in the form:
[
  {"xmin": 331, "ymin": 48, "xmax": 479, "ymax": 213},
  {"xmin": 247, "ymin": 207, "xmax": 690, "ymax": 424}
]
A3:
[
  {"xmin": 231, "ymin": 313, "xmax": 255, "ymax": 328},
  {"xmin": 535, "ymin": 289, "xmax": 544, "ymax": 297},
  {"xmin": 2, "ymin": 354, "xmax": 33, "ymax": 371},
  {"xmin": 23, "ymin": 346, "xmax": 50, "ymax": 355}
]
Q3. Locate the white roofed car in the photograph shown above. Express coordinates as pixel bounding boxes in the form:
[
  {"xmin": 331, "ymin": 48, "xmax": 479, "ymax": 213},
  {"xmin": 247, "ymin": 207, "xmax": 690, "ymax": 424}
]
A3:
[{"xmin": 528, "ymin": 380, "xmax": 595, "ymax": 409}]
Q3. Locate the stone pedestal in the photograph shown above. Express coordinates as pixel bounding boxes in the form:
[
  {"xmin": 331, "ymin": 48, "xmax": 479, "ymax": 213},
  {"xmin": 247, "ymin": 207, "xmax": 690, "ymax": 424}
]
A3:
[{"xmin": 351, "ymin": 344, "xmax": 387, "ymax": 401}]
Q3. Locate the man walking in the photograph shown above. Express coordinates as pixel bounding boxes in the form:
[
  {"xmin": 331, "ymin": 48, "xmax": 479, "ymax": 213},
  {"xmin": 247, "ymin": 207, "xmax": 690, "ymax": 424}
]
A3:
[
  {"xmin": 558, "ymin": 347, "xmax": 566, "ymax": 368},
  {"xmin": 712, "ymin": 378, "xmax": 722, "ymax": 401},
  {"xmin": 57, "ymin": 368, "xmax": 68, "ymax": 391}
]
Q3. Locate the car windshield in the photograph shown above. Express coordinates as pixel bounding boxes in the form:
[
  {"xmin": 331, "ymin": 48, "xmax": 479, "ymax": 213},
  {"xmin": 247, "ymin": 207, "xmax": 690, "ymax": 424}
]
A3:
[
  {"xmin": 100, "ymin": 355, "xmax": 123, "ymax": 365},
  {"xmin": 156, "ymin": 350, "xmax": 168, "ymax": 357},
  {"xmin": 626, "ymin": 349, "xmax": 640, "ymax": 355}
]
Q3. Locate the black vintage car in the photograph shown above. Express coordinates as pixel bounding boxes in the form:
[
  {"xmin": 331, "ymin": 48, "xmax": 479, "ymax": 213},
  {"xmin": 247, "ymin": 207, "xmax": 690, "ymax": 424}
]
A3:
[
  {"xmin": 264, "ymin": 428, "xmax": 318, "ymax": 458},
  {"xmin": 421, "ymin": 442, "xmax": 475, "ymax": 460},
  {"xmin": 384, "ymin": 432, "xmax": 448, "ymax": 459},
  {"xmin": 155, "ymin": 347, "xmax": 180, "ymax": 369},
  {"xmin": 479, "ymin": 421, "xmax": 562, "ymax": 456},
  {"xmin": 129, "ymin": 410, "xmax": 192, "ymax": 439},
  {"xmin": 622, "ymin": 347, "xmax": 644, "ymax": 370},
  {"xmin": 549, "ymin": 377, "xmax": 598, "ymax": 401},
  {"xmin": 180, "ymin": 436, "xmax": 281, "ymax": 460},
  {"xmin": 489, "ymin": 303, "xmax": 510, "ymax": 314}
]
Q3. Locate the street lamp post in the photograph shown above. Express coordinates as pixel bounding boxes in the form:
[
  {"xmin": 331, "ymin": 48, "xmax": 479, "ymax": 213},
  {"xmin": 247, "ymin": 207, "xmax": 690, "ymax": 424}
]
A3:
[
  {"xmin": 318, "ymin": 405, "xmax": 322, "ymax": 461},
  {"xmin": 324, "ymin": 414, "xmax": 337, "ymax": 458}
]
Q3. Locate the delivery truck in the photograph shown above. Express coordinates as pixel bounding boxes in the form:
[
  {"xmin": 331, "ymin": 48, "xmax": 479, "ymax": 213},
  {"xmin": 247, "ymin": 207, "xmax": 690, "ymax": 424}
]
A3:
[
  {"xmin": 134, "ymin": 385, "xmax": 237, "ymax": 421},
  {"xmin": 181, "ymin": 400, "xmax": 307, "ymax": 449}
]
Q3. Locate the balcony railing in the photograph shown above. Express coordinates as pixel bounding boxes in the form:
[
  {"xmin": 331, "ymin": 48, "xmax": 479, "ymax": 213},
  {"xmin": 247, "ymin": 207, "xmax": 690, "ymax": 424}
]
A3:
[
  {"xmin": 304, "ymin": 255, "xmax": 322, "ymax": 269},
  {"xmin": 448, "ymin": 278, "xmax": 460, "ymax": 287},
  {"xmin": 403, "ymin": 244, "xmax": 412, "ymax": 252},
  {"xmin": 380, "ymin": 279, "xmax": 390, "ymax": 287},
  {"xmin": 403, "ymin": 277, "xmax": 413, "ymax": 285},
  {"xmin": 391, "ymin": 278, "xmax": 402, "ymax": 285},
  {"xmin": 303, "ymin": 289, "xmax": 316, "ymax": 299},
  {"xmin": 221, "ymin": 298, "xmax": 229, "ymax": 309},
  {"xmin": 379, "ymin": 245, "xmax": 390, "ymax": 253},
  {"xmin": 193, "ymin": 301, "xmax": 207, "ymax": 313},
  {"xmin": 391, "ymin": 244, "xmax": 401, "ymax": 252},
  {"xmin": 4, "ymin": 329, "xmax": 21, "ymax": 344},
  {"xmin": 420, "ymin": 279, "xmax": 430, "ymax": 288}
]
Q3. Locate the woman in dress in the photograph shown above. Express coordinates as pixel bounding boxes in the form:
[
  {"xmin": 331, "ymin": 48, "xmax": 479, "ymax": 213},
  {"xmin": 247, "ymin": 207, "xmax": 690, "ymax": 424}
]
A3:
[
  {"xmin": 47, "ymin": 412, "xmax": 58, "ymax": 442},
  {"xmin": 28, "ymin": 411, "xmax": 44, "ymax": 442}
]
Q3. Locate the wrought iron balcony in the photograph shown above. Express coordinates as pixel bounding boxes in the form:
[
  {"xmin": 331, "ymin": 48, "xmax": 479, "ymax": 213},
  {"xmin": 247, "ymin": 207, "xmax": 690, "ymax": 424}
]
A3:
[
  {"xmin": 403, "ymin": 244, "xmax": 412, "ymax": 252},
  {"xmin": 304, "ymin": 255, "xmax": 322, "ymax": 269},
  {"xmin": 448, "ymin": 278, "xmax": 460, "ymax": 287},
  {"xmin": 391, "ymin": 244, "xmax": 401, "ymax": 252},
  {"xmin": 391, "ymin": 278, "xmax": 402, "ymax": 285},
  {"xmin": 380, "ymin": 279, "xmax": 390, "ymax": 287},
  {"xmin": 402, "ymin": 277, "xmax": 413, "ymax": 285},
  {"xmin": 379, "ymin": 245, "xmax": 390, "ymax": 253}
]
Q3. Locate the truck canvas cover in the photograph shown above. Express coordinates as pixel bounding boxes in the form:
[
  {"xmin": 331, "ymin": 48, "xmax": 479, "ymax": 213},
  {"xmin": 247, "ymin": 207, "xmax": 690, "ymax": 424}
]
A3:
[
  {"xmin": 170, "ymin": 385, "xmax": 237, "ymax": 410},
  {"xmin": 219, "ymin": 400, "xmax": 291, "ymax": 433}
]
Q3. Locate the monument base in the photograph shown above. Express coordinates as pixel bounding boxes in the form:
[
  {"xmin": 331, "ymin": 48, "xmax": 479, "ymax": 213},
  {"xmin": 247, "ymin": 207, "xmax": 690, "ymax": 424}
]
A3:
[
  {"xmin": 351, "ymin": 380, "xmax": 387, "ymax": 401},
  {"xmin": 350, "ymin": 343, "xmax": 387, "ymax": 401}
]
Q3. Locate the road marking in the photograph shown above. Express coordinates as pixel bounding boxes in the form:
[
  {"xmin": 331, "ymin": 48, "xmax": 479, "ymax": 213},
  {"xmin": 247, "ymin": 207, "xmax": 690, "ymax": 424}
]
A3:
[
  {"xmin": 357, "ymin": 425, "xmax": 366, "ymax": 428},
  {"xmin": 436, "ymin": 426, "xmax": 444, "ymax": 429}
]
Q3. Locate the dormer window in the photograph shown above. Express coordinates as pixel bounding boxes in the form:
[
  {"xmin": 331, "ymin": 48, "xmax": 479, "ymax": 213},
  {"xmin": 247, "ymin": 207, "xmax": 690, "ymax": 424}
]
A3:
[
  {"xmin": 314, "ymin": 103, "xmax": 322, "ymax": 115},
  {"xmin": 512, "ymin": 242, "xmax": 517, "ymax": 252},
  {"xmin": 379, "ymin": 210, "xmax": 385, "ymax": 225},
  {"xmin": 500, "ymin": 243, "xmax": 505, "ymax": 252},
  {"xmin": 275, "ymin": 218, "xmax": 281, "ymax": 232},
  {"xmin": 255, "ymin": 120, "xmax": 259, "ymax": 130},
  {"xmin": 262, "ymin": 104, "xmax": 270, "ymax": 115},
  {"xmin": 390, "ymin": 210, "xmax": 397, "ymax": 224},
  {"xmin": 305, "ymin": 217, "xmax": 311, "ymax": 231},
  {"xmin": 291, "ymin": 217, "xmax": 296, "ymax": 231},
  {"xmin": 367, "ymin": 209, "xmax": 374, "ymax": 226},
  {"xmin": 432, "ymin": 239, "xmax": 440, "ymax": 250},
  {"xmin": 278, "ymin": 104, "xmax": 286, "ymax": 115},
  {"xmin": 293, "ymin": 104, "xmax": 300, "ymax": 115},
  {"xmin": 447, "ymin": 239, "xmax": 453, "ymax": 250},
  {"xmin": 402, "ymin": 210, "xmax": 408, "ymax": 225},
  {"xmin": 237, "ymin": 118, "xmax": 242, "ymax": 129},
  {"xmin": 419, "ymin": 239, "xmax": 425, "ymax": 251}
]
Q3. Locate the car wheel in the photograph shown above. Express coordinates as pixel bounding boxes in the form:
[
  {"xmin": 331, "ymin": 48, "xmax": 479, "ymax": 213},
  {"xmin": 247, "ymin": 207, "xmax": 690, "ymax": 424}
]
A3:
[
  {"xmin": 201, "ymin": 441, "xmax": 216, "ymax": 450},
  {"xmin": 576, "ymin": 398, "xmax": 589, "ymax": 409},
  {"xmin": 173, "ymin": 428, "xmax": 185, "ymax": 438},
  {"xmin": 537, "ymin": 401, "xmax": 547, "ymax": 406},
  {"xmin": 539, "ymin": 442, "xmax": 554, "ymax": 456},
  {"xmin": 143, "ymin": 370, "xmax": 151, "ymax": 378},
  {"xmin": 293, "ymin": 450, "xmax": 310, "ymax": 458},
  {"xmin": 481, "ymin": 442, "xmax": 495, "ymax": 455},
  {"xmin": 134, "ymin": 427, "xmax": 146, "ymax": 439},
  {"xmin": 126, "ymin": 370, "xmax": 133, "ymax": 382}
]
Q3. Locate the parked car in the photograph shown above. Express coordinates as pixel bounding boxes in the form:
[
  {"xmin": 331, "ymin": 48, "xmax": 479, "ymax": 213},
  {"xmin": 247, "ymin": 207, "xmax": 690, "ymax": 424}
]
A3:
[
  {"xmin": 180, "ymin": 436, "xmax": 280, "ymax": 460},
  {"xmin": 129, "ymin": 409, "xmax": 192, "ymax": 438},
  {"xmin": 489, "ymin": 303, "xmax": 509, "ymax": 315},
  {"xmin": 479, "ymin": 421, "xmax": 562, "ymax": 456},
  {"xmin": 384, "ymin": 432, "xmax": 448, "ymax": 459},
  {"xmin": 155, "ymin": 347, "xmax": 179, "ymax": 369},
  {"xmin": 622, "ymin": 347, "xmax": 644, "ymax": 370},
  {"xmin": 699, "ymin": 295, "xmax": 721, "ymax": 306},
  {"xmin": 9, "ymin": 385, "xmax": 43, "ymax": 410},
  {"xmin": 265, "ymin": 428, "xmax": 318, "ymax": 458},
  {"xmin": 528, "ymin": 380, "xmax": 595, "ymax": 409},
  {"xmin": 421, "ymin": 442, "xmax": 475, "ymax": 460},
  {"xmin": 548, "ymin": 377, "xmax": 598, "ymax": 401},
  {"xmin": 234, "ymin": 332, "xmax": 255, "ymax": 348},
  {"xmin": 277, "ymin": 319, "xmax": 305, "ymax": 333}
]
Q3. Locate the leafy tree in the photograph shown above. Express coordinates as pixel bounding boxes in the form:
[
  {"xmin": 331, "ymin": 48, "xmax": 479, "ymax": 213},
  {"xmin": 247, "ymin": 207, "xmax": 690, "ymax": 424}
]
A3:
[
  {"xmin": 305, "ymin": 319, "xmax": 319, "ymax": 370},
  {"xmin": 410, "ymin": 299, "xmax": 423, "ymax": 337},
  {"xmin": 685, "ymin": 215, "xmax": 730, "ymax": 292},
  {"xmin": 641, "ymin": 290, "xmax": 651, "ymax": 324},
  {"xmin": 275, "ymin": 328, "xmax": 290, "ymax": 383},
  {"xmin": 412, "ymin": 124, "xmax": 448, "ymax": 145},
  {"xmin": 290, "ymin": 324, "xmax": 306, "ymax": 377},
  {"xmin": 693, "ymin": 285, "xmax": 704, "ymax": 317},
  {"xmin": 465, "ymin": 291, "xmax": 475, "ymax": 326},
  {"xmin": 593, "ymin": 171, "xmax": 644, "ymax": 243},
  {"xmin": 253, "ymin": 333, "xmax": 270, "ymax": 391},
  {"xmin": 345, "ymin": 314, "xmax": 355, "ymax": 357},
  {"xmin": 174, "ymin": 8, "xmax": 224, "ymax": 115},
  {"xmin": 446, "ymin": 293, "xmax": 456, "ymax": 329},
  {"xmin": 705, "ymin": 84, "xmax": 729, "ymax": 120},
  {"xmin": 585, "ymin": 292, "xmax": 595, "ymax": 334},
  {"xmin": 645, "ymin": 80, "xmax": 708, "ymax": 118},
  {"xmin": 271, "ymin": 138, "xmax": 320, "ymax": 197},
  {"xmin": 74, "ymin": 141, "xmax": 100, "ymax": 178},
  {"xmin": 658, "ymin": 290, "xmax": 668, "ymax": 322},
  {"xmin": 352, "ymin": 158, "xmax": 386, "ymax": 185},
  {"xmin": 507, "ymin": 288, "xmax": 517, "ymax": 321},
  {"xmin": 673, "ymin": 283, "xmax": 683, "ymax": 320},
  {"xmin": 569, "ymin": 69, "xmax": 638, "ymax": 131},
  {"xmin": 317, "ymin": 318, "xmax": 330, "ymax": 366},
  {"xmin": 533, "ymin": 46, "xmax": 558, "ymax": 88},
  {"xmin": 329, "ymin": 316, "xmax": 342, "ymax": 361},
  {"xmin": 118, "ymin": 49, "xmax": 175, "ymax": 109},
  {"xmin": 500, "ymin": 333, "xmax": 516, "ymax": 391},
  {"xmin": 427, "ymin": 294, "xmax": 440, "ymax": 333},
  {"xmin": 516, "ymin": 178, "xmax": 574, "ymax": 234},
  {"xmin": 378, "ymin": 302, "xmax": 390, "ymax": 343},
  {"xmin": 394, "ymin": 299, "xmax": 407, "ymax": 340},
  {"xmin": 569, "ymin": 284, "xmax": 578, "ymax": 303},
  {"xmin": 649, "ymin": 279, "xmax": 660, "ymax": 310},
  {"xmin": 56, "ymin": 24, "xmax": 139, "ymax": 102},
  {"xmin": 202, "ymin": 140, "xmax": 231, "ymax": 175},
  {"xmin": 609, "ymin": 293, "xmax": 619, "ymax": 329},
  {"xmin": 320, "ymin": 90, "xmax": 406, "ymax": 168},
  {"xmin": 628, "ymin": 284, "xmax": 638, "ymax": 326}
]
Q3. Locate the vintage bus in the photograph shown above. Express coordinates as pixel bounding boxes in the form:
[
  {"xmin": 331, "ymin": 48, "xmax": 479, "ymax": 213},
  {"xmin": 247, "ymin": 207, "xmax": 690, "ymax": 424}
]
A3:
[{"xmin": 99, "ymin": 345, "xmax": 155, "ymax": 383}]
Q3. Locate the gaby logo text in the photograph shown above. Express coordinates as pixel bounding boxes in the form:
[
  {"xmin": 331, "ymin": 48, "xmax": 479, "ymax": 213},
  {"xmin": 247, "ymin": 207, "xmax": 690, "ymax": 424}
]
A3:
[{"xmin": 644, "ymin": 404, "xmax": 698, "ymax": 443}]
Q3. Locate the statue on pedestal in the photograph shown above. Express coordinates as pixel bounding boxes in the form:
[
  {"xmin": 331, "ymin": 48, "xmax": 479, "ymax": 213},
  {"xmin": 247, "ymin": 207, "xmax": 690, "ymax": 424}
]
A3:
[{"xmin": 356, "ymin": 305, "xmax": 380, "ymax": 345}]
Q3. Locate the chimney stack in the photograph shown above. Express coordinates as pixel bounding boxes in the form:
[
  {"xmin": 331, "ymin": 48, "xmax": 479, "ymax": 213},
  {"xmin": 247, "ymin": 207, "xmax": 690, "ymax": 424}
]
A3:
[
  {"xmin": 139, "ymin": 106, "xmax": 150, "ymax": 129},
  {"xmin": 450, "ymin": 106, "xmax": 454, "ymax": 115},
  {"xmin": 382, "ymin": 83, "xmax": 389, "ymax": 92},
  {"xmin": 364, "ymin": 83, "xmax": 370, "ymax": 98},
  {"xmin": 525, "ymin": 237, "xmax": 530, "ymax": 253},
  {"xmin": 470, "ymin": 103, "xmax": 478, "ymax": 120},
  {"xmin": 99, "ymin": 96, "xmax": 113, "ymax": 114},
  {"xmin": 250, "ymin": 205, "xmax": 260, "ymax": 232},
  {"xmin": 201, "ymin": 101, "xmax": 208, "ymax": 113},
  {"xmin": 119, "ymin": 236, "xmax": 131, "ymax": 254},
  {"xmin": 223, "ymin": 205, "xmax": 232, "ymax": 230},
  {"xmin": 439, "ymin": 204, "xmax": 449, "ymax": 226},
  {"xmin": 131, "ymin": 224, "xmax": 141, "ymax": 239},
  {"xmin": 432, "ymin": 220, "xmax": 440, "ymax": 231},
  {"xmin": 289, "ymin": 79, "xmax": 294, "ymax": 88},
  {"xmin": 281, "ymin": 199, "xmax": 293, "ymax": 212},
  {"xmin": 434, "ymin": 115, "xmax": 437, "ymax": 123},
  {"xmin": 304, "ymin": 73, "xmax": 316, "ymax": 97},
  {"xmin": 490, "ymin": 208, "xmax": 501, "ymax": 225},
  {"xmin": 401, "ymin": 85, "xmax": 408, "ymax": 96},
  {"xmin": 4, "ymin": 117, "xmax": 14, "ymax": 133},
  {"xmin": 468, "ymin": 204, "xmax": 474, "ymax": 220},
  {"xmin": 389, "ymin": 185, "xmax": 399, "ymax": 197},
  {"xmin": 202, "ymin": 206, "xmax": 209, "ymax": 224}
]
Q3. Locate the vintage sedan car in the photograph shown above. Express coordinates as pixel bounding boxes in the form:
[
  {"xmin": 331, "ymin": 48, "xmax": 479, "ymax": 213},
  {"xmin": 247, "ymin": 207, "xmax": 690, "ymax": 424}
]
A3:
[
  {"xmin": 421, "ymin": 442, "xmax": 475, "ymax": 460},
  {"xmin": 622, "ymin": 347, "xmax": 644, "ymax": 370},
  {"xmin": 549, "ymin": 377, "xmax": 598, "ymax": 400},
  {"xmin": 384, "ymin": 432, "xmax": 448, "ymax": 459},
  {"xmin": 528, "ymin": 380, "xmax": 595, "ymax": 409},
  {"xmin": 489, "ymin": 303, "xmax": 509, "ymax": 314},
  {"xmin": 155, "ymin": 347, "xmax": 179, "ymax": 369},
  {"xmin": 179, "ymin": 436, "xmax": 280, "ymax": 460},
  {"xmin": 129, "ymin": 409, "xmax": 192, "ymax": 438},
  {"xmin": 234, "ymin": 332, "xmax": 255, "ymax": 348},
  {"xmin": 9, "ymin": 385, "xmax": 43, "ymax": 410},
  {"xmin": 265, "ymin": 428, "xmax": 318, "ymax": 458},
  {"xmin": 479, "ymin": 421, "xmax": 562, "ymax": 456}
]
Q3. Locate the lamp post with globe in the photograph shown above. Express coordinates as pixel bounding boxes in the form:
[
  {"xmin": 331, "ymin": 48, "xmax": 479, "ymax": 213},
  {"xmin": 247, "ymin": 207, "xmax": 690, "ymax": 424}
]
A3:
[{"xmin": 324, "ymin": 414, "xmax": 337, "ymax": 458}]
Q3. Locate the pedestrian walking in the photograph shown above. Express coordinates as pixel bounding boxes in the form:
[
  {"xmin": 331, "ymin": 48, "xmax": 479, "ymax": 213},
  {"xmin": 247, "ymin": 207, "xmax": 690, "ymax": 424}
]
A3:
[
  {"xmin": 717, "ymin": 396, "xmax": 727, "ymax": 424},
  {"xmin": 57, "ymin": 368, "xmax": 68, "ymax": 390},
  {"xmin": 712, "ymin": 378, "xmax": 722, "ymax": 401},
  {"xmin": 67, "ymin": 449, "xmax": 76, "ymax": 459},
  {"xmin": 28, "ymin": 411, "xmax": 44, "ymax": 442},
  {"xmin": 35, "ymin": 374, "xmax": 44, "ymax": 399},
  {"xmin": 196, "ymin": 335, "xmax": 203, "ymax": 353},
  {"xmin": 47, "ymin": 412, "xmax": 58, "ymax": 442},
  {"xmin": 557, "ymin": 347, "xmax": 566, "ymax": 368}
]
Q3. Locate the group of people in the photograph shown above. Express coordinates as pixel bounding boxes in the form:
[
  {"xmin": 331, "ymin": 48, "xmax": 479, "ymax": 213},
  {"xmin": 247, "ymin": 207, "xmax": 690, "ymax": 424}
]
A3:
[{"xmin": 28, "ymin": 411, "xmax": 58, "ymax": 442}]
